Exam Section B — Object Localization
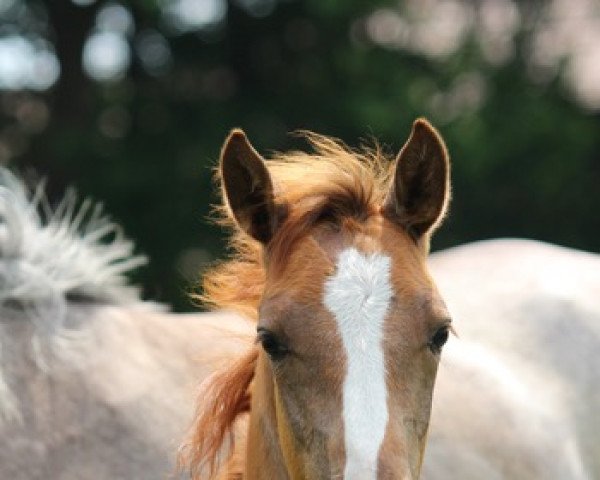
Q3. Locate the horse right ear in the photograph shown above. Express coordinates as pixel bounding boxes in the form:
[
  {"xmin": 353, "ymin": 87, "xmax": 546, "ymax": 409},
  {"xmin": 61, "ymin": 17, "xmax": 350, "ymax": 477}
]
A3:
[{"xmin": 220, "ymin": 129, "xmax": 279, "ymax": 243}]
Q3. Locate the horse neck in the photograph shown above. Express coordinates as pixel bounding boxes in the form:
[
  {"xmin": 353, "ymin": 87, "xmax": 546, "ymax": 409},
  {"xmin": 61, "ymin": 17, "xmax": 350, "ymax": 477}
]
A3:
[{"xmin": 244, "ymin": 353, "xmax": 297, "ymax": 480}]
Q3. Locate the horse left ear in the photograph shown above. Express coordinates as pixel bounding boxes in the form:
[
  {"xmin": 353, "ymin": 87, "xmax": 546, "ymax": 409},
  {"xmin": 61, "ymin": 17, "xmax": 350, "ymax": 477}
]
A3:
[
  {"xmin": 220, "ymin": 129, "xmax": 278, "ymax": 243},
  {"xmin": 383, "ymin": 118, "xmax": 450, "ymax": 240}
]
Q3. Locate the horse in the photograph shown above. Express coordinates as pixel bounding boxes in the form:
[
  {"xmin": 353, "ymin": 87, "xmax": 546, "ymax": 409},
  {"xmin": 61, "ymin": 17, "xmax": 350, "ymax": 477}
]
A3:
[
  {"xmin": 178, "ymin": 119, "xmax": 454, "ymax": 479},
  {"xmin": 178, "ymin": 122, "xmax": 600, "ymax": 479},
  {"xmin": 2, "ymin": 121, "xmax": 598, "ymax": 479}
]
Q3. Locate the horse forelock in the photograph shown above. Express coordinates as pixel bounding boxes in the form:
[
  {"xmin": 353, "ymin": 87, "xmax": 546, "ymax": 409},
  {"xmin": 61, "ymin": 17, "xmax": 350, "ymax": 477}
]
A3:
[{"xmin": 200, "ymin": 133, "xmax": 396, "ymax": 319}]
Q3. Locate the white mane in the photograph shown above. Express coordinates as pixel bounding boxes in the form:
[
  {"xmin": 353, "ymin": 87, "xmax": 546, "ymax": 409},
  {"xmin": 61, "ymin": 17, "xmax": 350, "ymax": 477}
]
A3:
[
  {"xmin": 0, "ymin": 168, "xmax": 146, "ymax": 312},
  {"xmin": 0, "ymin": 168, "xmax": 147, "ymax": 421}
]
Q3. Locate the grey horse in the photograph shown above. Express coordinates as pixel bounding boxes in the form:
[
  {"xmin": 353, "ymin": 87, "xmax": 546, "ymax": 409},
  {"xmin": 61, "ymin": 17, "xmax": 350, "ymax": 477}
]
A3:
[{"xmin": 1, "ymin": 169, "xmax": 598, "ymax": 479}]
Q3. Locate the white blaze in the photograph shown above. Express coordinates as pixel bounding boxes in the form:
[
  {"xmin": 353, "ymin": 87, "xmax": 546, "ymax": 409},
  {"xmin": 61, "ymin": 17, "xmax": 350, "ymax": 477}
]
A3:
[{"xmin": 323, "ymin": 247, "xmax": 392, "ymax": 479}]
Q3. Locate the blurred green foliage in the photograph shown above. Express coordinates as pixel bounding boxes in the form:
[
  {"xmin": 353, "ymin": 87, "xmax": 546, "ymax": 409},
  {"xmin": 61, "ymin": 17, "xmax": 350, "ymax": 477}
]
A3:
[{"xmin": 2, "ymin": 0, "xmax": 599, "ymax": 310}]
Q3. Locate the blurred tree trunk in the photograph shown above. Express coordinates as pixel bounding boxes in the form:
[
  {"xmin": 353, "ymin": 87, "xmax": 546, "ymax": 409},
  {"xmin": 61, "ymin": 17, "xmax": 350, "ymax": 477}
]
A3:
[
  {"xmin": 21, "ymin": 1, "xmax": 100, "ymax": 192},
  {"xmin": 44, "ymin": 0, "xmax": 99, "ymax": 123}
]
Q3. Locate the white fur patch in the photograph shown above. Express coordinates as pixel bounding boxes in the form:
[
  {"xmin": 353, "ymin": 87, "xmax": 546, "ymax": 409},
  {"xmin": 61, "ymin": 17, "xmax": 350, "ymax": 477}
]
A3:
[{"xmin": 323, "ymin": 247, "xmax": 392, "ymax": 479}]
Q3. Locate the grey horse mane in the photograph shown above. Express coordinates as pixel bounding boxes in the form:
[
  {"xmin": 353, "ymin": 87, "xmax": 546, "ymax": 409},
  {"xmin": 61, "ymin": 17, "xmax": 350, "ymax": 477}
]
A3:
[{"xmin": 0, "ymin": 168, "xmax": 147, "ymax": 421}]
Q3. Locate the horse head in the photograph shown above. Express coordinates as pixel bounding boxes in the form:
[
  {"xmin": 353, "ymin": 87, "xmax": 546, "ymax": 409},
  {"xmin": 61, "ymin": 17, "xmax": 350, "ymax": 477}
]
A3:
[{"xmin": 182, "ymin": 119, "xmax": 452, "ymax": 480}]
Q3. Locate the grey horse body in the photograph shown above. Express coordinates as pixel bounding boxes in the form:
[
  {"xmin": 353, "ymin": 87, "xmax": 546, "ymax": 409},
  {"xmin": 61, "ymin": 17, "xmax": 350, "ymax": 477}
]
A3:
[
  {"xmin": 425, "ymin": 239, "xmax": 600, "ymax": 479},
  {"xmin": 0, "ymin": 169, "xmax": 250, "ymax": 479},
  {"xmin": 1, "ymin": 304, "xmax": 248, "ymax": 480},
  {"xmin": 1, "ymin": 169, "xmax": 598, "ymax": 479}
]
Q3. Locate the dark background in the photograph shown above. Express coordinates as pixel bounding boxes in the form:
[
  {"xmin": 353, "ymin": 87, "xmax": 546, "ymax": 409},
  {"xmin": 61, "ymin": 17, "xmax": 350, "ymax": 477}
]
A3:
[{"xmin": 1, "ymin": 0, "xmax": 599, "ymax": 310}]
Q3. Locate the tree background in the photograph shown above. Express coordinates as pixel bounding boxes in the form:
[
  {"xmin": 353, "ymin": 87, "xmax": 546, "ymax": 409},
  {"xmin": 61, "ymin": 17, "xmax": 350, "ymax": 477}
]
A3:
[{"xmin": 1, "ymin": 0, "xmax": 599, "ymax": 310}]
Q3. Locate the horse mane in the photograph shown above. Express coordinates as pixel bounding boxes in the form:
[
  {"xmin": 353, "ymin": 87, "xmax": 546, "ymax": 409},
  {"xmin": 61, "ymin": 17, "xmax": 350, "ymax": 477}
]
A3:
[
  {"xmin": 199, "ymin": 132, "xmax": 394, "ymax": 319},
  {"xmin": 181, "ymin": 133, "xmax": 395, "ymax": 478},
  {"xmin": 0, "ymin": 168, "xmax": 146, "ymax": 319},
  {"xmin": 0, "ymin": 168, "xmax": 146, "ymax": 421},
  {"xmin": 179, "ymin": 346, "xmax": 258, "ymax": 479}
]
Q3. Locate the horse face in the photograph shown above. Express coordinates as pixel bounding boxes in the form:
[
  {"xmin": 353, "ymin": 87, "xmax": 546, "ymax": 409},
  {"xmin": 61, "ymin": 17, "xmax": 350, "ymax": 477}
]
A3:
[
  {"xmin": 257, "ymin": 217, "xmax": 451, "ymax": 479},
  {"xmin": 219, "ymin": 118, "xmax": 451, "ymax": 479}
]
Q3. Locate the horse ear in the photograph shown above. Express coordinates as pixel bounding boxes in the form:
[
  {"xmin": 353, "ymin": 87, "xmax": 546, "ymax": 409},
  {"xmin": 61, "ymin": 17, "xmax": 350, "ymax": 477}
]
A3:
[
  {"xmin": 383, "ymin": 118, "xmax": 450, "ymax": 240},
  {"xmin": 220, "ymin": 129, "xmax": 278, "ymax": 243}
]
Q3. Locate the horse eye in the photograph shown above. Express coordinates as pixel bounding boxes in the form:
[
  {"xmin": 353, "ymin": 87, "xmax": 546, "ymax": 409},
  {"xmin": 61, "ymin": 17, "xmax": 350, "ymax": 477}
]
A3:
[
  {"xmin": 257, "ymin": 329, "xmax": 288, "ymax": 360},
  {"xmin": 429, "ymin": 326, "xmax": 449, "ymax": 354}
]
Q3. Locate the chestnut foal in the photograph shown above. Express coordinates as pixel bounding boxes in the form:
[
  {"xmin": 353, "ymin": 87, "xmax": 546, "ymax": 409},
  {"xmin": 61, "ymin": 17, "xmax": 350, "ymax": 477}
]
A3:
[{"xmin": 180, "ymin": 119, "xmax": 452, "ymax": 480}]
